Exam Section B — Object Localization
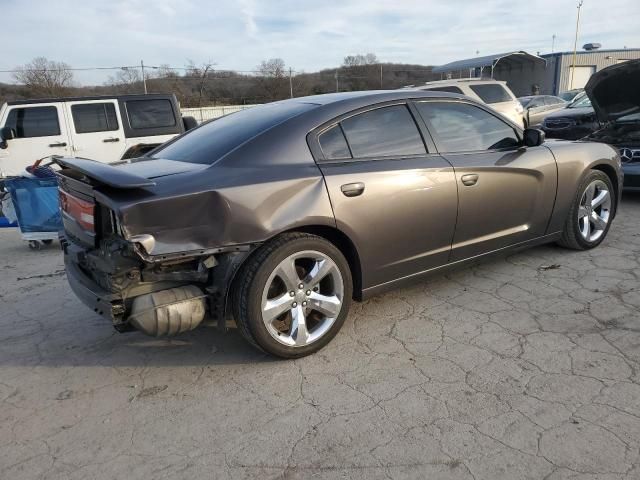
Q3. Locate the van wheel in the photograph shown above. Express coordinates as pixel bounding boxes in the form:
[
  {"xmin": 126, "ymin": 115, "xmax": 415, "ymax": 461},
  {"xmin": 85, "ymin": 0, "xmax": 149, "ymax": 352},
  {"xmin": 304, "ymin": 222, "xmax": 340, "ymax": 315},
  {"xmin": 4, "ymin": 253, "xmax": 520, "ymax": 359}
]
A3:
[
  {"xmin": 232, "ymin": 233, "xmax": 352, "ymax": 358},
  {"xmin": 558, "ymin": 170, "xmax": 615, "ymax": 250}
]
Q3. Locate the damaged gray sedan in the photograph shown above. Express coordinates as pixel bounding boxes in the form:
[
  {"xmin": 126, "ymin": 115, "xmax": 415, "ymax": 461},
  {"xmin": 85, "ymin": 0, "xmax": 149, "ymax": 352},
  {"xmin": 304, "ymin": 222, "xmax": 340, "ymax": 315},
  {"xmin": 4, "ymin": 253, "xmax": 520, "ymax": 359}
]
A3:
[{"xmin": 57, "ymin": 90, "xmax": 622, "ymax": 358}]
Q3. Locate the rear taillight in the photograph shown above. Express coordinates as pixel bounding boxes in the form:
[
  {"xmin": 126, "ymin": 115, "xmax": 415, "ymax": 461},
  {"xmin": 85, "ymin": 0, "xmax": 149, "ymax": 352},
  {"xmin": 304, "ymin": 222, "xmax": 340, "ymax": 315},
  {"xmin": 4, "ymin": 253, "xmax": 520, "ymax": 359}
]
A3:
[{"xmin": 59, "ymin": 189, "xmax": 95, "ymax": 233}]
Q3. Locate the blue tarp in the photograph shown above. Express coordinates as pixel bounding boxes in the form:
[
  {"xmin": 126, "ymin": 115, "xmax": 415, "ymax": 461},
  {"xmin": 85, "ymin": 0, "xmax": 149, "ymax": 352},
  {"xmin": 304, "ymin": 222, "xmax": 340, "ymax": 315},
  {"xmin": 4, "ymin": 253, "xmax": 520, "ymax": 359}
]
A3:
[{"xmin": 4, "ymin": 177, "xmax": 62, "ymax": 233}]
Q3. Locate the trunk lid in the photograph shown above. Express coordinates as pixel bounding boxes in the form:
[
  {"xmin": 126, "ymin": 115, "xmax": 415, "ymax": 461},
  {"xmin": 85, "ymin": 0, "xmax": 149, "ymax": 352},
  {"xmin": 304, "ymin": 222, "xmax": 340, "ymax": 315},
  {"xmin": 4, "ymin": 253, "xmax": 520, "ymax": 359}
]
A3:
[{"xmin": 585, "ymin": 59, "xmax": 640, "ymax": 122}]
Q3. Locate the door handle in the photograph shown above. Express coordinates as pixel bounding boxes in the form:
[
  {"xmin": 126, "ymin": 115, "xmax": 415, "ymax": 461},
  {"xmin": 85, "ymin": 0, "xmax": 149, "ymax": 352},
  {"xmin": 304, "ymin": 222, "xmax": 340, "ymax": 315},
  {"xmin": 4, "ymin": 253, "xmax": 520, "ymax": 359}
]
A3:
[
  {"xmin": 461, "ymin": 174, "xmax": 479, "ymax": 186},
  {"xmin": 103, "ymin": 137, "xmax": 120, "ymax": 143},
  {"xmin": 49, "ymin": 142, "xmax": 67, "ymax": 148},
  {"xmin": 341, "ymin": 182, "xmax": 365, "ymax": 197}
]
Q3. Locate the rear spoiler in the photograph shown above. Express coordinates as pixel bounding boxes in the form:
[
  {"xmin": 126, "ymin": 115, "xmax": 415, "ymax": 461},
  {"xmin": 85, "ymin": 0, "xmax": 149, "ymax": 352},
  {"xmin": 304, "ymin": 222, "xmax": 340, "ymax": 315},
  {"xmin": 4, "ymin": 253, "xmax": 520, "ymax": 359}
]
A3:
[{"xmin": 53, "ymin": 157, "xmax": 155, "ymax": 189}]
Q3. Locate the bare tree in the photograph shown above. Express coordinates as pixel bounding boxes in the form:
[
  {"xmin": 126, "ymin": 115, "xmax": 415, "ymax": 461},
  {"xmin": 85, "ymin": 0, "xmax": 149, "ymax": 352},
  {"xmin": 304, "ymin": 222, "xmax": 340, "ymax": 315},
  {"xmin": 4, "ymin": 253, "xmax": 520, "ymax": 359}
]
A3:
[
  {"xmin": 257, "ymin": 58, "xmax": 288, "ymax": 101},
  {"xmin": 185, "ymin": 60, "xmax": 216, "ymax": 107},
  {"xmin": 13, "ymin": 57, "xmax": 74, "ymax": 97},
  {"xmin": 106, "ymin": 67, "xmax": 142, "ymax": 94},
  {"xmin": 341, "ymin": 53, "xmax": 380, "ymax": 91}
]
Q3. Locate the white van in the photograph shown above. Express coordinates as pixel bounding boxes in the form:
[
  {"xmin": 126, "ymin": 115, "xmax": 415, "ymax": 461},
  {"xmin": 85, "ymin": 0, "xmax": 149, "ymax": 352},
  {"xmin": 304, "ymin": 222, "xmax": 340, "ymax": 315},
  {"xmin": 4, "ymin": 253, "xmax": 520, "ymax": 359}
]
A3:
[
  {"xmin": 0, "ymin": 94, "xmax": 196, "ymax": 178},
  {"xmin": 410, "ymin": 79, "xmax": 525, "ymax": 128}
]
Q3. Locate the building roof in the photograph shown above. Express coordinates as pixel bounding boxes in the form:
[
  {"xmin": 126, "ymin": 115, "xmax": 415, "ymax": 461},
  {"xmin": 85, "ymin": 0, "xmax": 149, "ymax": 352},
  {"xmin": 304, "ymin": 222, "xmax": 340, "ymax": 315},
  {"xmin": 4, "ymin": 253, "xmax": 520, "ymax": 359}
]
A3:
[
  {"xmin": 432, "ymin": 51, "xmax": 546, "ymax": 74},
  {"xmin": 541, "ymin": 48, "xmax": 640, "ymax": 58}
]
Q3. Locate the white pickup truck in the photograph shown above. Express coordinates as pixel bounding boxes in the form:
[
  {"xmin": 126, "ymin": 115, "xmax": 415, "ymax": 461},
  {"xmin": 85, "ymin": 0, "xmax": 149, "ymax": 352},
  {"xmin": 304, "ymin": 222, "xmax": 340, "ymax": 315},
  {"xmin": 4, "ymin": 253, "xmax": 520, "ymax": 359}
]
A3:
[{"xmin": 0, "ymin": 93, "xmax": 196, "ymax": 178}]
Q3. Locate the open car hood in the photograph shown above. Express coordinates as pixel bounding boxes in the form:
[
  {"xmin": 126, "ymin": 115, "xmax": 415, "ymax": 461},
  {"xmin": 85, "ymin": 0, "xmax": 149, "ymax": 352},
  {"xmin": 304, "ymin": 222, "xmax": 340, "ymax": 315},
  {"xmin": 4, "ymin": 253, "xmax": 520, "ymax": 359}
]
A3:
[{"xmin": 585, "ymin": 59, "xmax": 640, "ymax": 122}]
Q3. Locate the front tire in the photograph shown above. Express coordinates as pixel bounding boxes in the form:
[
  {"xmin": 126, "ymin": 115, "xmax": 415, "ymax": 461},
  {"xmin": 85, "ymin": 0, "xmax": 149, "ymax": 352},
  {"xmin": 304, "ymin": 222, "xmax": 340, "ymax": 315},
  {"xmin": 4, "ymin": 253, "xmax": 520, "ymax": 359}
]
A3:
[
  {"xmin": 558, "ymin": 169, "xmax": 615, "ymax": 250},
  {"xmin": 232, "ymin": 233, "xmax": 353, "ymax": 358}
]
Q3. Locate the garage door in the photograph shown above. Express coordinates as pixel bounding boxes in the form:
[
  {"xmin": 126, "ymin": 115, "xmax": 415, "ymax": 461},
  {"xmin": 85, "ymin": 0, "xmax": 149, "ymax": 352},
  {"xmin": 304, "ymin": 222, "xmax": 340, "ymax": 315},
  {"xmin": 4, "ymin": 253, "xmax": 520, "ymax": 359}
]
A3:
[{"xmin": 568, "ymin": 66, "xmax": 596, "ymax": 89}]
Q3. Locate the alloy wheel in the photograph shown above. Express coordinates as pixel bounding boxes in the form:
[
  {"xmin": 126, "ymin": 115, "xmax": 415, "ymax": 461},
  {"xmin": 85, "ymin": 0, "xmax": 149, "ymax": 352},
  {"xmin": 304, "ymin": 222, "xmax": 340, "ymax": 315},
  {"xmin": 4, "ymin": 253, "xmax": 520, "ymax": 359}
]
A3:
[
  {"xmin": 578, "ymin": 179, "xmax": 611, "ymax": 242},
  {"xmin": 261, "ymin": 250, "xmax": 344, "ymax": 347}
]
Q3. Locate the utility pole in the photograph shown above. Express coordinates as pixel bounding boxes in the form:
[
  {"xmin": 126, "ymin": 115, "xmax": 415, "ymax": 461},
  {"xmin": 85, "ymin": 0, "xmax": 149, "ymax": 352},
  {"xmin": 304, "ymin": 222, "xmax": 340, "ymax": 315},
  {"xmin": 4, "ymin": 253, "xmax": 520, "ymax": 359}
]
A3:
[
  {"xmin": 140, "ymin": 60, "xmax": 147, "ymax": 94},
  {"xmin": 289, "ymin": 67, "xmax": 293, "ymax": 98},
  {"xmin": 570, "ymin": 1, "xmax": 584, "ymax": 89},
  {"xmin": 335, "ymin": 70, "xmax": 339, "ymax": 92},
  {"xmin": 380, "ymin": 64, "xmax": 383, "ymax": 89},
  {"xmin": 552, "ymin": 34, "xmax": 556, "ymax": 53}
]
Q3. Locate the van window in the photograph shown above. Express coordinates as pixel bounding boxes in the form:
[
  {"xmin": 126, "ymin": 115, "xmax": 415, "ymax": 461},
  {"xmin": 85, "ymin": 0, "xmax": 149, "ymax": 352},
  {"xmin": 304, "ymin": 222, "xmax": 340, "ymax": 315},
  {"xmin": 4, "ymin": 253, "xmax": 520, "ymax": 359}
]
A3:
[
  {"xmin": 469, "ymin": 84, "xmax": 512, "ymax": 104},
  {"xmin": 5, "ymin": 106, "xmax": 60, "ymax": 138},
  {"xmin": 71, "ymin": 103, "xmax": 119, "ymax": 133},
  {"xmin": 126, "ymin": 99, "xmax": 176, "ymax": 129}
]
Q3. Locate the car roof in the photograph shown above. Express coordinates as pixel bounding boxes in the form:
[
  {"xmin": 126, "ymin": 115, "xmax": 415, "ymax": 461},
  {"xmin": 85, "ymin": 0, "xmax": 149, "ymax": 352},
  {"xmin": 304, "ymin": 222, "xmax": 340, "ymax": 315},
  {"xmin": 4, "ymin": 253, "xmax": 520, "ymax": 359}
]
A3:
[
  {"xmin": 5, "ymin": 93, "xmax": 176, "ymax": 106},
  {"xmin": 422, "ymin": 78, "xmax": 506, "ymax": 86},
  {"xmin": 279, "ymin": 89, "xmax": 465, "ymax": 106}
]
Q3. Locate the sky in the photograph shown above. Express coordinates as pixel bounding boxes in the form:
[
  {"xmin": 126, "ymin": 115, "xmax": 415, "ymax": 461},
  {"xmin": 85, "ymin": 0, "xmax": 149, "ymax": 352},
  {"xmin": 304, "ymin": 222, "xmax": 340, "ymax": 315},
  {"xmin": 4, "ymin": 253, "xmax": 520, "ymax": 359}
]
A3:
[{"xmin": 1, "ymin": 0, "xmax": 639, "ymax": 85}]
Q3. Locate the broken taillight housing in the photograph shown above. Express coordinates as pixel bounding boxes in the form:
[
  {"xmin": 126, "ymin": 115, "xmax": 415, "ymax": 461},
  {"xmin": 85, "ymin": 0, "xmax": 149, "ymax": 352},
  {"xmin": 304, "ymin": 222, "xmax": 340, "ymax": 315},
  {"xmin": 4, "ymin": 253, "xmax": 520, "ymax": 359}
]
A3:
[{"xmin": 59, "ymin": 189, "xmax": 95, "ymax": 233}]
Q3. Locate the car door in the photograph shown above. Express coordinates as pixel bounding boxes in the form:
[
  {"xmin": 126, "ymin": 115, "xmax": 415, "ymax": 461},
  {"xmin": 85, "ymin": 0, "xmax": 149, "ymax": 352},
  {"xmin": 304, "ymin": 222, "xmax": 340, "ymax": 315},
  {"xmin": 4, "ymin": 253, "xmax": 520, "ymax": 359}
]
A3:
[
  {"xmin": 311, "ymin": 102, "xmax": 458, "ymax": 289},
  {"xmin": 413, "ymin": 99, "xmax": 557, "ymax": 262},
  {"xmin": 0, "ymin": 103, "xmax": 70, "ymax": 177},
  {"xmin": 525, "ymin": 98, "xmax": 546, "ymax": 126},
  {"xmin": 64, "ymin": 100, "xmax": 125, "ymax": 162}
]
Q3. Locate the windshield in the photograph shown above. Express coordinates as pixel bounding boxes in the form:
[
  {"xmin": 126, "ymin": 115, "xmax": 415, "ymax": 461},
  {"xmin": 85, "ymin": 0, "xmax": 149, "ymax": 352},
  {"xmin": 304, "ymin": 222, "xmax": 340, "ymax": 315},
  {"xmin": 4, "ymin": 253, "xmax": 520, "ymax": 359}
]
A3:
[
  {"xmin": 560, "ymin": 90, "xmax": 582, "ymax": 102},
  {"xmin": 518, "ymin": 97, "xmax": 533, "ymax": 108},
  {"xmin": 151, "ymin": 102, "xmax": 315, "ymax": 164},
  {"xmin": 568, "ymin": 94, "xmax": 592, "ymax": 109}
]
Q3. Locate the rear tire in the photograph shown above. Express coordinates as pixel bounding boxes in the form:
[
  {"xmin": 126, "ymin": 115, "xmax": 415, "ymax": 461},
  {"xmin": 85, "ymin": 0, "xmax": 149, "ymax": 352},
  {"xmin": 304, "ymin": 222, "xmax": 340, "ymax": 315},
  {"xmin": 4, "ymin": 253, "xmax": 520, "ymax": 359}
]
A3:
[
  {"xmin": 232, "ymin": 233, "xmax": 352, "ymax": 358},
  {"xmin": 557, "ymin": 169, "xmax": 615, "ymax": 250}
]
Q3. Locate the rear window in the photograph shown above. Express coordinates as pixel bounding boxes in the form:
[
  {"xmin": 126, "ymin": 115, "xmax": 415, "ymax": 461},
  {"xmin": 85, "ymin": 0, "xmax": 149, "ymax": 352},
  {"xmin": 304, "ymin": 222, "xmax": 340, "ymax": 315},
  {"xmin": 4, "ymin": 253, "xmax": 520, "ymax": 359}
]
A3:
[
  {"xmin": 319, "ymin": 125, "xmax": 351, "ymax": 160},
  {"xmin": 469, "ymin": 84, "xmax": 512, "ymax": 104},
  {"xmin": 72, "ymin": 103, "xmax": 119, "ymax": 133},
  {"xmin": 152, "ymin": 102, "xmax": 315, "ymax": 164},
  {"xmin": 5, "ymin": 106, "xmax": 60, "ymax": 138},
  {"xmin": 126, "ymin": 99, "xmax": 176, "ymax": 129},
  {"xmin": 425, "ymin": 86, "xmax": 464, "ymax": 95}
]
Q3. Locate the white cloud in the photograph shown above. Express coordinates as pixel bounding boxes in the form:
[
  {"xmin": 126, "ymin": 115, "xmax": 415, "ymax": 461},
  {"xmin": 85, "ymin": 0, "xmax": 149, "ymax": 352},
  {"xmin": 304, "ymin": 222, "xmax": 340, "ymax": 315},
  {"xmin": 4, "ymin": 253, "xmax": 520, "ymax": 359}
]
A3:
[{"xmin": 1, "ymin": 0, "xmax": 638, "ymax": 85}]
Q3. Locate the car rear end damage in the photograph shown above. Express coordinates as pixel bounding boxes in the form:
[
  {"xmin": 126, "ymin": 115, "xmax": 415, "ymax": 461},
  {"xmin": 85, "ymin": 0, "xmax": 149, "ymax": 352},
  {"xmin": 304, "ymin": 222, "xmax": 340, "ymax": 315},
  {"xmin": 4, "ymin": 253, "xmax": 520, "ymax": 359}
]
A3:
[{"xmin": 56, "ymin": 158, "xmax": 252, "ymax": 335}]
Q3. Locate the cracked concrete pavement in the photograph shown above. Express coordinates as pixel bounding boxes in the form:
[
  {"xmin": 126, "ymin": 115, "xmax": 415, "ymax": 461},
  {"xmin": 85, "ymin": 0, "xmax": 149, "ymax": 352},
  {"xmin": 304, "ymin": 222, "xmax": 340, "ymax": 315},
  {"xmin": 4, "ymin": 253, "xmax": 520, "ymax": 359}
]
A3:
[{"xmin": 1, "ymin": 194, "xmax": 640, "ymax": 480}]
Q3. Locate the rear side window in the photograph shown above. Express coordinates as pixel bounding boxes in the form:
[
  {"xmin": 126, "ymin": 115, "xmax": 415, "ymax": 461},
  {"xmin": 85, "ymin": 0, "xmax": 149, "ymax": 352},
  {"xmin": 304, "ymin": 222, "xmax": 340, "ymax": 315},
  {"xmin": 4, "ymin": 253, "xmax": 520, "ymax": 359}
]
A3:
[
  {"xmin": 416, "ymin": 101, "xmax": 519, "ymax": 153},
  {"xmin": 425, "ymin": 86, "xmax": 464, "ymax": 94},
  {"xmin": 469, "ymin": 84, "xmax": 512, "ymax": 104},
  {"xmin": 319, "ymin": 125, "xmax": 351, "ymax": 160},
  {"xmin": 126, "ymin": 99, "xmax": 176, "ymax": 129},
  {"xmin": 340, "ymin": 105, "xmax": 426, "ymax": 158},
  {"xmin": 71, "ymin": 103, "xmax": 119, "ymax": 133},
  {"xmin": 5, "ymin": 106, "xmax": 60, "ymax": 138}
]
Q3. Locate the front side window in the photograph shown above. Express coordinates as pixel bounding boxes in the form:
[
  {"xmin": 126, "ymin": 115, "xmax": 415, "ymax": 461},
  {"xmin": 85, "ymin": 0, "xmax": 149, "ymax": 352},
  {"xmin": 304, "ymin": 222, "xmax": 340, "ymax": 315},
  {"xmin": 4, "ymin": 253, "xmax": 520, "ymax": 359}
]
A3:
[
  {"xmin": 126, "ymin": 99, "xmax": 176, "ymax": 129},
  {"xmin": 319, "ymin": 125, "xmax": 351, "ymax": 160},
  {"xmin": 340, "ymin": 105, "xmax": 426, "ymax": 158},
  {"xmin": 416, "ymin": 102, "xmax": 520, "ymax": 153},
  {"xmin": 5, "ymin": 106, "xmax": 60, "ymax": 138},
  {"xmin": 72, "ymin": 103, "xmax": 119, "ymax": 133},
  {"xmin": 469, "ymin": 84, "xmax": 512, "ymax": 104}
]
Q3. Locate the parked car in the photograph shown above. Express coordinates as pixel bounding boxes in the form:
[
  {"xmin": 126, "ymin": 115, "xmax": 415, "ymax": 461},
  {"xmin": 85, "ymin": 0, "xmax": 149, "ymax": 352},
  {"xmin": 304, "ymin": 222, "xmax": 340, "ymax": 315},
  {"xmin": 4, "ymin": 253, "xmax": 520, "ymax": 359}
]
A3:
[
  {"xmin": 0, "ymin": 94, "xmax": 197, "ymax": 178},
  {"xmin": 559, "ymin": 88, "xmax": 584, "ymax": 103},
  {"xmin": 541, "ymin": 92, "xmax": 598, "ymax": 140},
  {"xmin": 411, "ymin": 79, "xmax": 525, "ymax": 127},
  {"xmin": 584, "ymin": 59, "xmax": 640, "ymax": 190},
  {"xmin": 518, "ymin": 95, "xmax": 567, "ymax": 127},
  {"xmin": 56, "ymin": 90, "xmax": 621, "ymax": 358}
]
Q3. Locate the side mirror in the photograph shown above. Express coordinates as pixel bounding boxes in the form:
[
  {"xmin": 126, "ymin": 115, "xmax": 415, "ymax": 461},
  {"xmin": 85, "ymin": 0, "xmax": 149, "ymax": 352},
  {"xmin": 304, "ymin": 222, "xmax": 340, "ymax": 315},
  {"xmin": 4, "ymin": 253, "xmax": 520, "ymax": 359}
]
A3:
[
  {"xmin": 523, "ymin": 128, "xmax": 545, "ymax": 147},
  {"xmin": 0, "ymin": 126, "xmax": 16, "ymax": 141}
]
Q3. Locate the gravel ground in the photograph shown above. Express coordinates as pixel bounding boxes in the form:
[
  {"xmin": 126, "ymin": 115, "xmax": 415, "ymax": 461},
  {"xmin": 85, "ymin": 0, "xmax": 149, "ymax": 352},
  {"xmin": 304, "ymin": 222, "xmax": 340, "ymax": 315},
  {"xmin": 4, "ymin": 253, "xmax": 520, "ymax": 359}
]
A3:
[{"xmin": 1, "ymin": 194, "xmax": 640, "ymax": 480}]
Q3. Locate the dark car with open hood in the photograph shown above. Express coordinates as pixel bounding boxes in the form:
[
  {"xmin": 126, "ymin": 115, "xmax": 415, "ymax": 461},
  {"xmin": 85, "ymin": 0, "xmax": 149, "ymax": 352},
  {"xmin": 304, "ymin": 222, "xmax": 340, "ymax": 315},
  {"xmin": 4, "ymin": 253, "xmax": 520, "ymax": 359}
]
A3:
[
  {"xmin": 583, "ymin": 59, "xmax": 640, "ymax": 190},
  {"xmin": 56, "ymin": 90, "xmax": 622, "ymax": 358}
]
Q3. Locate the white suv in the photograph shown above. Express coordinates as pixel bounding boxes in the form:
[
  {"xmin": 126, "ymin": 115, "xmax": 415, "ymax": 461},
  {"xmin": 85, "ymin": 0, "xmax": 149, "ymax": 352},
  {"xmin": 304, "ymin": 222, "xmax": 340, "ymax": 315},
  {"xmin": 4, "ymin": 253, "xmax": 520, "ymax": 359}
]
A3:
[
  {"xmin": 0, "ymin": 94, "xmax": 196, "ymax": 178},
  {"xmin": 411, "ymin": 79, "xmax": 525, "ymax": 128}
]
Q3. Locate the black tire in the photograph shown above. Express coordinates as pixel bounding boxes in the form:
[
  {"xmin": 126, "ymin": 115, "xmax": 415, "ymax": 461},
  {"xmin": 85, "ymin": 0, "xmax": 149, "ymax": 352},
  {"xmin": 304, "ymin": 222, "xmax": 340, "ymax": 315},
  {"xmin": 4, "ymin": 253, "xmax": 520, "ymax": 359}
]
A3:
[
  {"xmin": 42, "ymin": 239, "xmax": 53, "ymax": 245},
  {"xmin": 557, "ymin": 169, "xmax": 616, "ymax": 250},
  {"xmin": 232, "ymin": 233, "xmax": 353, "ymax": 358}
]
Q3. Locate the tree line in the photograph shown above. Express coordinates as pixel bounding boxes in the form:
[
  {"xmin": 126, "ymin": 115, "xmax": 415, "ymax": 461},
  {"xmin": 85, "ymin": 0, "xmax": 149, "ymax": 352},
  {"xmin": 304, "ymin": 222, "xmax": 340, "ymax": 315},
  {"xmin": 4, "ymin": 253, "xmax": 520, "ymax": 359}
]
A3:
[{"xmin": 1, "ymin": 55, "xmax": 441, "ymax": 106}]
